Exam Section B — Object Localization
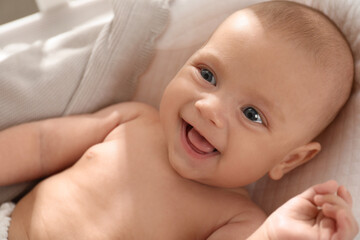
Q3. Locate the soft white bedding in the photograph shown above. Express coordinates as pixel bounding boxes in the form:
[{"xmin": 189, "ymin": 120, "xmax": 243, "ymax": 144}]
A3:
[
  {"xmin": 0, "ymin": 0, "xmax": 359, "ymax": 238},
  {"xmin": 0, "ymin": 0, "xmax": 171, "ymax": 202}
]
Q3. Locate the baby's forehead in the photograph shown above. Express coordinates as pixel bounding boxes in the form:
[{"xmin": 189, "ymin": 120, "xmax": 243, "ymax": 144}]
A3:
[
  {"xmin": 216, "ymin": 2, "xmax": 340, "ymax": 53},
  {"xmin": 211, "ymin": 2, "xmax": 352, "ymax": 86}
]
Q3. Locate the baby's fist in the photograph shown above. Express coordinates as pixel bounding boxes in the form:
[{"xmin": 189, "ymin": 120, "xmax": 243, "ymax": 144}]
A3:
[
  {"xmin": 262, "ymin": 180, "xmax": 358, "ymax": 240},
  {"xmin": 313, "ymin": 182, "xmax": 359, "ymax": 240}
]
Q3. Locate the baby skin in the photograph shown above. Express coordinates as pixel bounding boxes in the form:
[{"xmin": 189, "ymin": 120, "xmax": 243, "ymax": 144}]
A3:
[{"xmin": 1, "ymin": 2, "xmax": 358, "ymax": 240}]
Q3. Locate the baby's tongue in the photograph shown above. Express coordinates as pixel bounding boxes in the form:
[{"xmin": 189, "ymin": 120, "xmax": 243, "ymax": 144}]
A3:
[{"xmin": 187, "ymin": 127, "xmax": 215, "ymax": 153}]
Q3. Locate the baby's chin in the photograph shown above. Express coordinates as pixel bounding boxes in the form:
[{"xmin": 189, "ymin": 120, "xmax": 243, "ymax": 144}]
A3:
[
  {"xmin": 169, "ymin": 160, "xmax": 243, "ymax": 188},
  {"xmin": 167, "ymin": 147, "xmax": 255, "ymax": 188},
  {"xmin": 168, "ymin": 156, "xmax": 211, "ymax": 185}
]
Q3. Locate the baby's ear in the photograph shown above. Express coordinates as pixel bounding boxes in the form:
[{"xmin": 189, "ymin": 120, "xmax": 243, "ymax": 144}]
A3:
[{"xmin": 269, "ymin": 142, "xmax": 321, "ymax": 180}]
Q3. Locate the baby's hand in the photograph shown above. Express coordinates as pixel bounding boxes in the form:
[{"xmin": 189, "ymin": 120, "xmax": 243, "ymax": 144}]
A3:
[
  {"xmin": 313, "ymin": 181, "xmax": 358, "ymax": 239},
  {"xmin": 264, "ymin": 180, "xmax": 358, "ymax": 240}
]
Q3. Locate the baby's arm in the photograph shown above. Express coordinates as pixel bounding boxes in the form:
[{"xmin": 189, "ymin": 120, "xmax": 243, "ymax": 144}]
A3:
[
  {"xmin": 207, "ymin": 203, "xmax": 267, "ymax": 240},
  {"xmin": 207, "ymin": 181, "xmax": 358, "ymax": 240},
  {"xmin": 0, "ymin": 102, "xmax": 144, "ymax": 186}
]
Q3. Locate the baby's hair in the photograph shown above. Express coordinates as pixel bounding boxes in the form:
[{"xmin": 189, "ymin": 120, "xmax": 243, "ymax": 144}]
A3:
[{"xmin": 249, "ymin": 1, "xmax": 354, "ymax": 139}]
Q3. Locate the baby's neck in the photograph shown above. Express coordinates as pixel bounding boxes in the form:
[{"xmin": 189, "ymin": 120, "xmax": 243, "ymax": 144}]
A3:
[{"xmin": 224, "ymin": 187, "xmax": 250, "ymax": 198}]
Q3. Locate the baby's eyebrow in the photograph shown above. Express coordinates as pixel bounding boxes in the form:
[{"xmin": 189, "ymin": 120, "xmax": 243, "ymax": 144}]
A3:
[{"xmin": 195, "ymin": 49, "xmax": 226, "ymax": 71}]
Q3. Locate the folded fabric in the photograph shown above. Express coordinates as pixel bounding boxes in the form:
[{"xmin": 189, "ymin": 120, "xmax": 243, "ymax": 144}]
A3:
[
  {"xmin": 0, "ymin": 202, "xmax": 15, "ymax": 240},
  {"xmin": 0, "ymin": 0, "xmax": 171, "ymax": 203}
]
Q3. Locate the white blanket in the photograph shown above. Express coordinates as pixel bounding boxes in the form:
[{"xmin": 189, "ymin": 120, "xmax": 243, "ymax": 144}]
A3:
[{"xmin": 0, "ymin": 0, "xmax": 171, "ymax": 202}]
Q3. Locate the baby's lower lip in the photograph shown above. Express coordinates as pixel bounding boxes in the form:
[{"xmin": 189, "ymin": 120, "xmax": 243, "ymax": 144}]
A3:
[{"xmin": 180, "ymin": 119, "xmax": 218, "ymax": 160}]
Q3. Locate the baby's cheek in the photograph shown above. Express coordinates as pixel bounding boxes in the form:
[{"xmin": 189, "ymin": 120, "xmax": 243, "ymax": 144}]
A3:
[{"xmin": 221, "ymin": 153, "xmax": 269, "ymax": 186}]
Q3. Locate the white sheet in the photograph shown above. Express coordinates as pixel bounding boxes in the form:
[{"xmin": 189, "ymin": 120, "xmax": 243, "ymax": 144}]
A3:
[{"xmin": 0, "ymin": 0, "xmax": 171, "ymax": 202}]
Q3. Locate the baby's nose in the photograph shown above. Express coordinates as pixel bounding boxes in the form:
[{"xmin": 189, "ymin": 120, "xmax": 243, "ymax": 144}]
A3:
[{"xmin": 195, "ymin": 96, "xmax": 225, "ymax": 128}]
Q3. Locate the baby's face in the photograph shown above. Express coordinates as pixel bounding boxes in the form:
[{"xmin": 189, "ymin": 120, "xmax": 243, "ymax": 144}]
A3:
[{"xmin": 160, "ymin": 10, "xmax": 328, "ymax": 188}]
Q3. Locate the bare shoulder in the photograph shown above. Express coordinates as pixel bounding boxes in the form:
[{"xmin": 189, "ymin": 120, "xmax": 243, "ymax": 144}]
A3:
[
  {"xmin": 207, "ymin": 197, "xmax": 266, "ymax": 240},
  {"xmin": 229, "ymin": 200, "xmax": 267, "ymax": 228},
  {"xmin": 127, "ymin": 101, "xmax": 159, "ymax": 118},
  {"xmin": 116, "ymin": 101, "xmax": 158, "ymax": 113},
  {"xmin": 227, "ymin": 188, "xmax": 267, "ymax": 224},
  {"xmin": 94, "ymin": 101, "xmax": 159, "ymax": 123},
  {"xmin": 100, "ymin": 102, "xmax": 160, "ymax": 142},
  {"xmin": 120, "ymin": 101, "xmax": 160, "ymax": 122}
]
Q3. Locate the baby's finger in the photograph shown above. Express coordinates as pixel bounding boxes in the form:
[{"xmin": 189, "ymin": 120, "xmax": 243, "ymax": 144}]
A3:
[
  {"xmin": 312, "ymin": 180, "xmax": 338, "ymax": 195},
  {"xmin": 322, "ymin": 203, "xmax": 341, "ymax": 220},
  {"xmin": 332, "ymin": 209, "xmax": 359, "ymax": 240},
  {"xmin": 300, "ymin": 180, "xmax": 338, "ymax": 203},
  {"xmin": 337, "ymin": 185, "xmax": 353, "ymax": 208},
  {"xmin": 319, "ymin": 214, "xmax": 335, "ymax": 239},
  {"xmin": 323, "ymin": 205, "xmax": 359, "ymax": 240},
  {"xmin": 314, "ymin": 194, "xmax": 348, "ymax": 210}
]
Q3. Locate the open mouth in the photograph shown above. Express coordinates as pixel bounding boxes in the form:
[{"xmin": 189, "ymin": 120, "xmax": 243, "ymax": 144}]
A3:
[{"xmin": 181, "ymin": 120, "xmax": 218, "ymax": 159}]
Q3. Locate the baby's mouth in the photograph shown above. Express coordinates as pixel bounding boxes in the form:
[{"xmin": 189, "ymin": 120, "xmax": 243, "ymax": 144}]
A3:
[{"xmin": 183, "ymin": 121, "xmax": 218, "ymax": 156}]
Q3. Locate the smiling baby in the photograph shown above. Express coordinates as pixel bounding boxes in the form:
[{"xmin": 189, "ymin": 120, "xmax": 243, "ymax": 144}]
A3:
[{"xmin": 0, "ymin": 1, "xmax": 358, "ymax": 240}]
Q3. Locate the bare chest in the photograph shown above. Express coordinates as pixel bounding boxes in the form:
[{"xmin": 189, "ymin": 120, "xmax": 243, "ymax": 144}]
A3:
[{"xmin": 10, "ymin": 121, "xmax": 248, "ymax": 240}]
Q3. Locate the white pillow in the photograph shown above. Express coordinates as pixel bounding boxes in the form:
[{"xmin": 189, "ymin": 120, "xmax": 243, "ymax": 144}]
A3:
[{"xmin": 133, "ymin": 0, "xmax": 360, "ymax": 231}]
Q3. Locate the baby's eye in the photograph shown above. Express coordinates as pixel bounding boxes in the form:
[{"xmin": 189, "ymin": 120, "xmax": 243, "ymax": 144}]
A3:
[
  {"xmin": 243, "ymin": 107, "xmax": 263, "ymax": 124},
  {"xmin": 200, "ymin": 68, "xmax": 216, "ymax": 86}
]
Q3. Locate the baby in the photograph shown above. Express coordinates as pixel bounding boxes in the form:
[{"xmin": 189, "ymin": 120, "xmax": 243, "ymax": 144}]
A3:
[{"xmin": 0, "ymin": 1, "xmax": 358, "ymax": 239}]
